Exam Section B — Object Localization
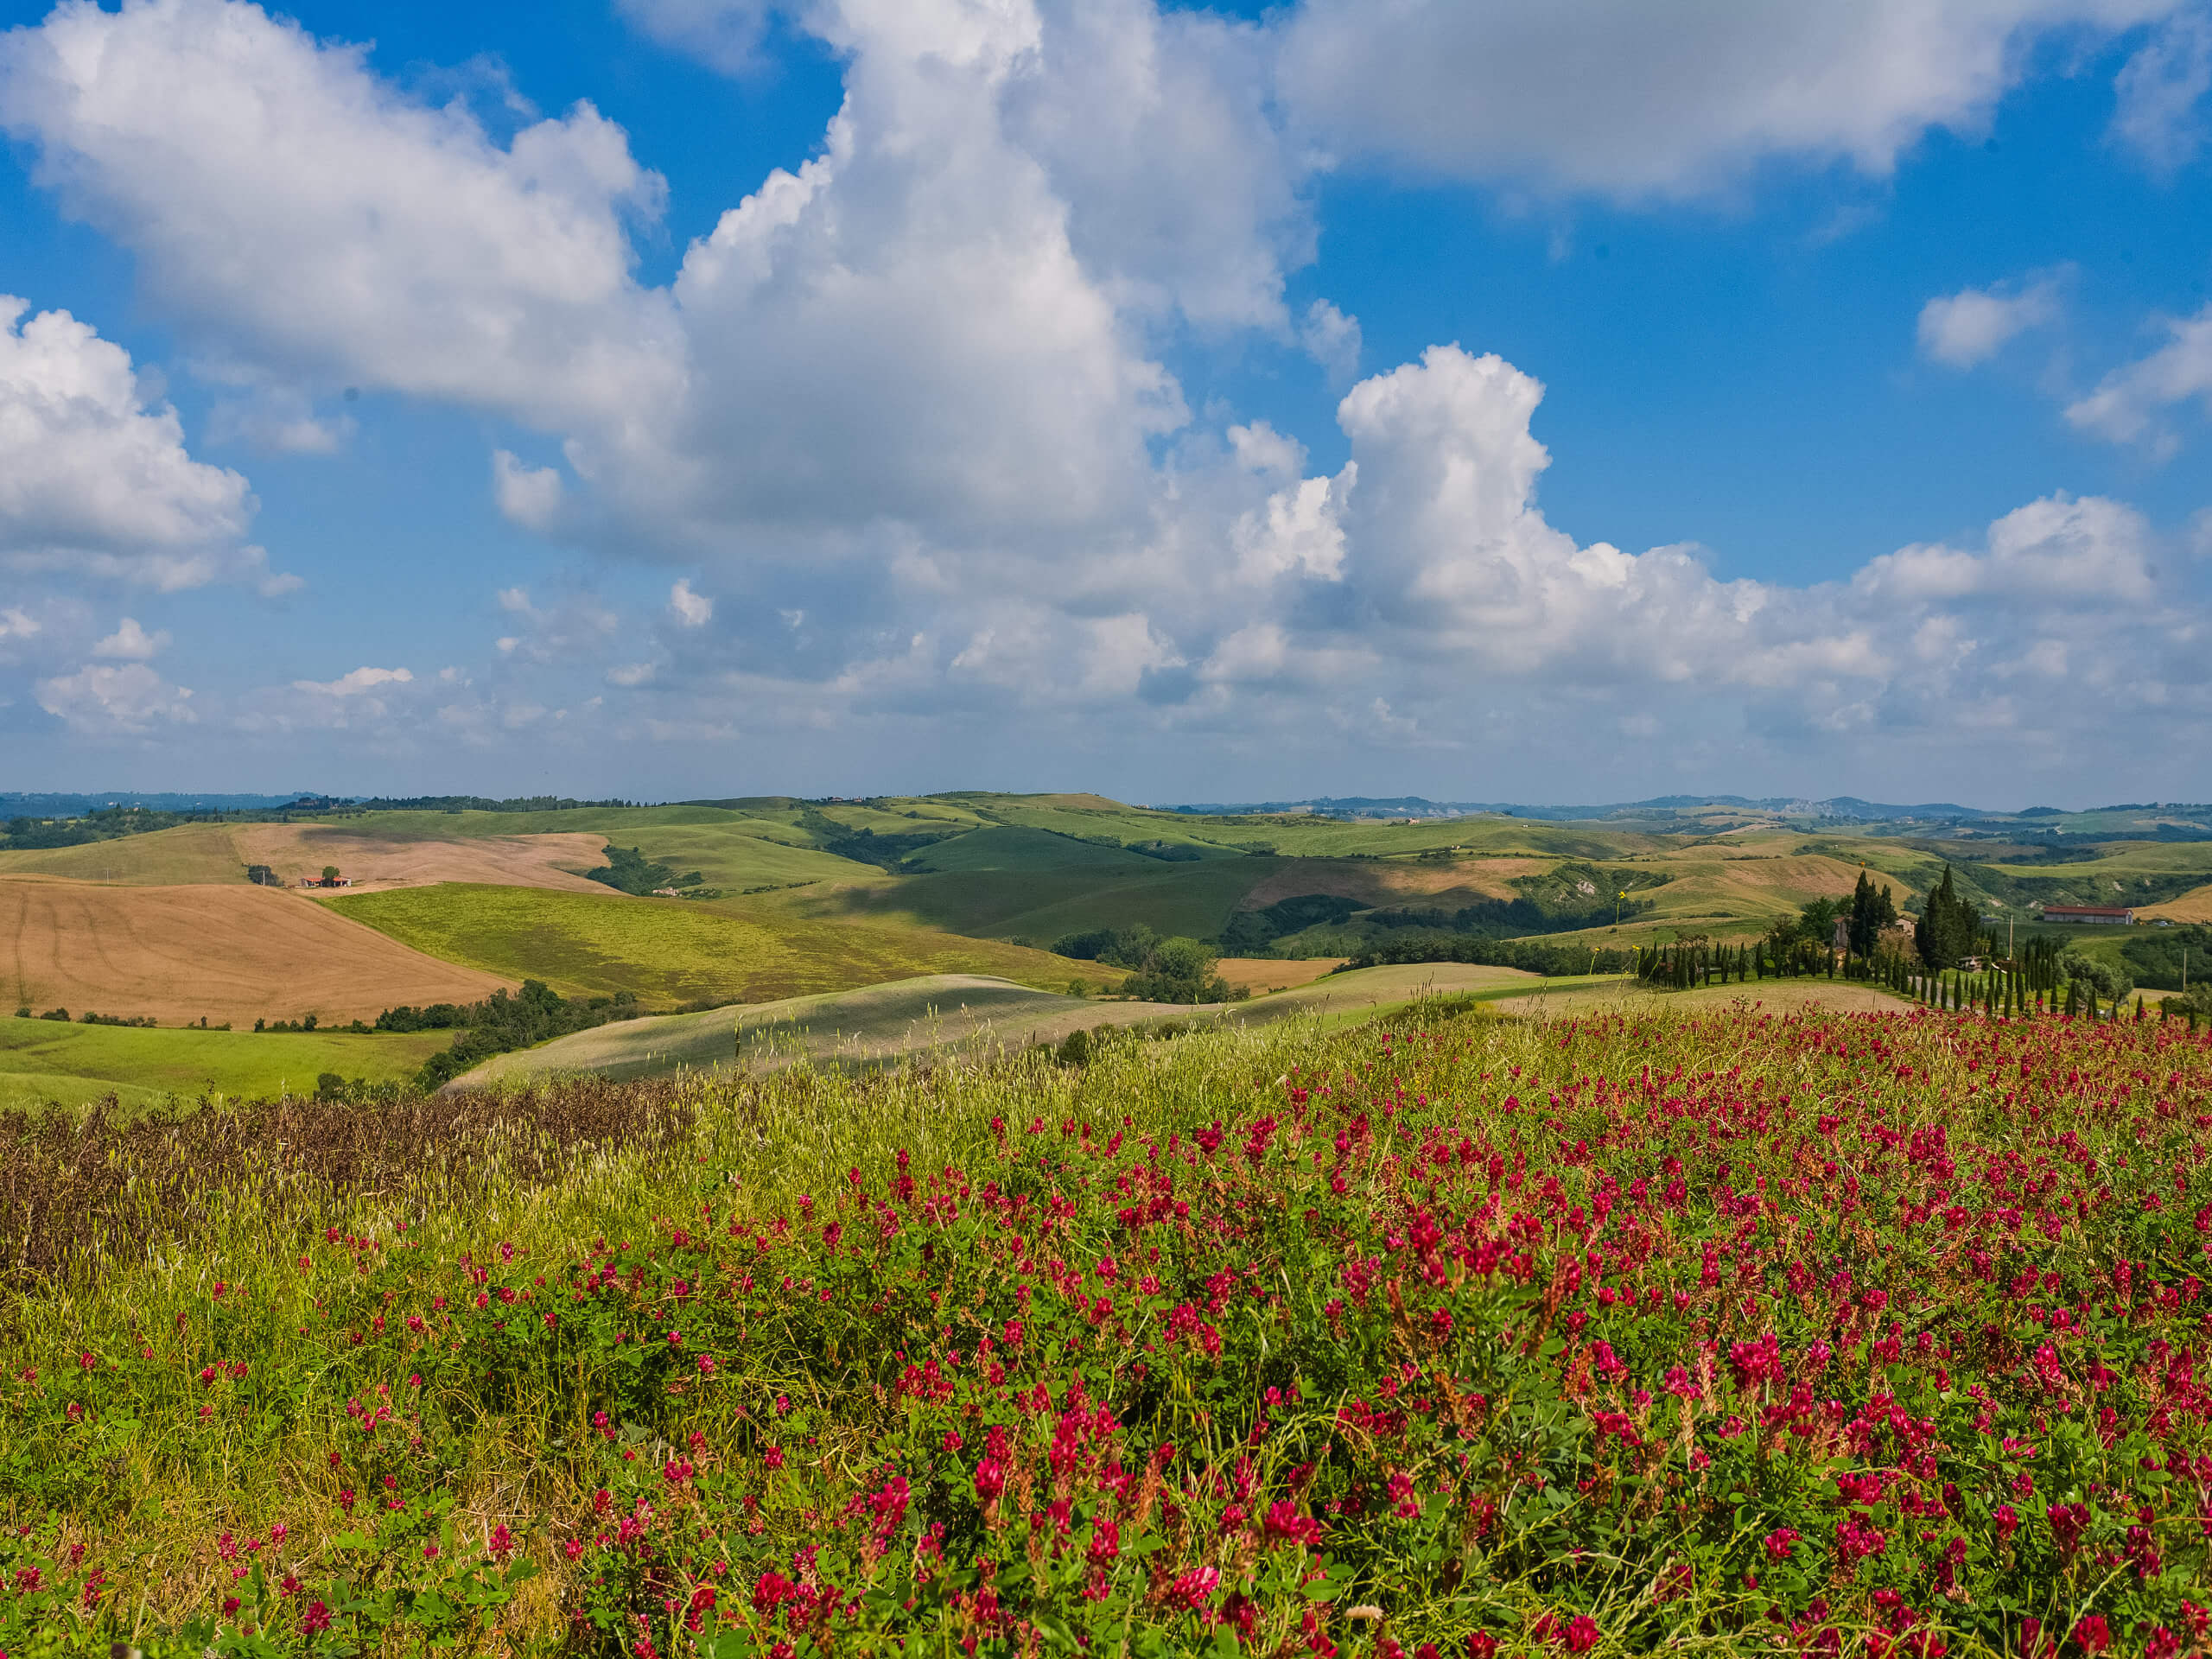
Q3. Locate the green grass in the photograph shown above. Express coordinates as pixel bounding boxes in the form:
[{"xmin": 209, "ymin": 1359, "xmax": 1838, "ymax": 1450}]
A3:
[
  {"xmin": 328, "ymin": 882, "xmax": 1109, "ymax": 1005},
  {"xmin": 337, "ymin": 807, "xmax": 872, "ymax": 887},
  {"xmin": 976, "ymin": 797, "xmax": 1651, "ymax": 861},
  {"xmin": 0, "ymin": 1016, "xmax": 450, "ymax": 1105},
  {"xmin": 796, "ymin": 857, "xmax": 1281, "ymax": 944},
  {"xmin": 899, "ymin": 824, "xmax": 1162, "ymax": 874},
  {"xmin": 456, "ymin": 962, "xmax": 1570, "ymax": 1087},
  {"xmin": 0, "ymin": 822, "xmax": 249, "ymax": 885},
  {"xmin": 460, "ymin": 974, "xmax": 1108, "ymax": 1085}
]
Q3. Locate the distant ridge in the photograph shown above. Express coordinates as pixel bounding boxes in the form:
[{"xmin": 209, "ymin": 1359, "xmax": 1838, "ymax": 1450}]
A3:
[
  {"xmin": 1166, "ymin": 794, "xmax": 2002, "ymax": 823},
  {"xmin": 0, "ymin": 791, "xmax": 325, "ymax": 815}
]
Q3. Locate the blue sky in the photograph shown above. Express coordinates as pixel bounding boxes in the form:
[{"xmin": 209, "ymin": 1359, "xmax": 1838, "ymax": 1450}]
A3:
[{"xmin": 1, "ymin": 0, "xmax": 2209, "ymax": 805}]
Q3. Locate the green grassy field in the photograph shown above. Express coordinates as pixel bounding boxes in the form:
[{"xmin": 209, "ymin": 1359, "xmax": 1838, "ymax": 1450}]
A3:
[
  {"xmin": 454, "ymin": 962, "xmax": 1573, "ymax": 1087},
  {"xmin": 796, "ymin": 856, "xmax": 1282, "ymax": 944},
  {"xmin": 0, "ymin": 822, "xmax": 249, "ymax": 885},
  {"xmin": 899, "ymin": 824, "xmax": 1163, "ymax": 874},
  {"xmin": 455, "ymin": 974, "xmax": 1146, "ymax": 1085},
  {"xmin": 0, "ymin": 1016, "xmax": 450, "ymax": 1108},
  {"xmin": 328, "ymin": 882, "xmax": 1111, "ymax": 1004}
]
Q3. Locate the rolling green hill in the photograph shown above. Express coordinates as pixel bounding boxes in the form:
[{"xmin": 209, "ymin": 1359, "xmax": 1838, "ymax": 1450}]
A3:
[
  {"xmin": 327, "ymin": 883, "xmax": 1112, "ymax": 1005},
  {"xmin": 899, "ymin": 824, "xmax": 1163, "ymax": 874},
  {"xmin": 792, "ymin": 857, "xmax": 1283, "ymax": 944},
  {"xmin": 451, "ymin": 962, "xmax": 1571, "ymax": 1088}
]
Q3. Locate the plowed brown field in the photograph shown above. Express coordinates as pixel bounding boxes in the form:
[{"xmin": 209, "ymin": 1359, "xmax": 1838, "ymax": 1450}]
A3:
[{"xmin": 0, "ymin": 879, "xmax": 511, "ymax": 1026}]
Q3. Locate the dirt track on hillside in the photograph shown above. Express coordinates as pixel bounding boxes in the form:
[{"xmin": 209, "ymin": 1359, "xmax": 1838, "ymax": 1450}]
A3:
[
  {"xmin": 232, "ymin": 826, "xmax": 613, "ymax": 893},
  {"xmin": 0, "ymin": 879, "xmax": 511, "ymax": 1025}
]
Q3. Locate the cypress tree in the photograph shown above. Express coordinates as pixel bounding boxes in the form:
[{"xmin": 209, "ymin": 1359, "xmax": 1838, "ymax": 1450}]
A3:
[{"xmin": 1915, "ymin": 866, "xmax": 1975, "ymax": 971}]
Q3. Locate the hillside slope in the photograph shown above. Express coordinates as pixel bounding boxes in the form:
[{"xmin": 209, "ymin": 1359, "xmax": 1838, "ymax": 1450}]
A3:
[
  {"xmin": 0, "ymin": 878, "xmax": 510, "ymax": 1025},
  {"xmin": 330, "ymin": 884, "xmax": 1113, "ymax": 1006}
]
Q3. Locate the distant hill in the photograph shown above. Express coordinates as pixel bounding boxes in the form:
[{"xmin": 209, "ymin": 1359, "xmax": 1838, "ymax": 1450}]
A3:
[
  {"xmin": 1163, "ymin": 794, "xmax": 1999, "ymax": 823},
  {"xmin": 0, "ymin": 791, "xmax": 322, "ymax": 815}
]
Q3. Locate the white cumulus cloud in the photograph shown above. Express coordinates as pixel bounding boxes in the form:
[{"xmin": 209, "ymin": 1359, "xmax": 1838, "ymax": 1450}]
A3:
[
  {"xmin": 1916, "ymin": 274, "xmax": 2064, "ymax": 367},
  {"xmin": 2109, "ymin": 7, "xmax": 2212, "ymax": 173},
  {"xmin": 293, "ymin": 664, "xmax": 414, "ymax": 696},
  {"xmin": 1274, "ymin": 0, "xmax": 2185, "ymax": 197},
  {"xmin": 92, "ymin": 617, "xmax": 169, "ymax": 658},
  {"xmin": 2066, "ymin": 302, "xmax": 2212, "ymax": 449},
  {"xmin": 35, "ymin": 660, "xmax": 194, "ymax": 732},
  {"xmin": 0, "ymin": 296, "xmax": 283, "ymax": 589},
  {"xmin": 668, "ymin": 579, "xmax": 712, "ymax": 627},
  {"xmin": 493, "ymin": 451, "xmax": 565, "ymax": 531},
  {"xmin": 0, "ymin": 0, "xmax": 682, "ymax": 438}
]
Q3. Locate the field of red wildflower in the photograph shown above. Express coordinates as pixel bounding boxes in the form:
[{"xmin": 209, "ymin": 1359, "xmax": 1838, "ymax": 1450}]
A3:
[{"xmin": 0, "ymin": 997, "xmax": 2208, "ymax": 1657}]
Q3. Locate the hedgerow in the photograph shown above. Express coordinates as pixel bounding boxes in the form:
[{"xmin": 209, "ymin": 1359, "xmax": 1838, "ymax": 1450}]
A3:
[{"xmin": 0, "ymin": 1000, "xmax": 2208, "ymax": 1656}]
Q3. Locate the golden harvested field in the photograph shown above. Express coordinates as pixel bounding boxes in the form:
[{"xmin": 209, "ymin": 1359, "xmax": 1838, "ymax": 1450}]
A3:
[
  {"xmin": 0, "ymin": 878, "xmax": 510, "ymax": 1026},
  {"xmin": 2139, "ymin": 882, "xmax": 2212, "ymax": 922},
  {"xmin": 232, "ymin": 824, "xmax": 613, "ymax": 893},
  {"xmin": 1214, "ymin": 956, "xmax": 1345, "ymax": 994}
]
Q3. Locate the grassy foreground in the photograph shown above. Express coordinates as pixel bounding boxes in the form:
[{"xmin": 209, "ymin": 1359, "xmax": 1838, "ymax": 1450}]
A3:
[{"xmin": 1, "ymin": 1003, "xmax": 2209, "ymax": 1656}]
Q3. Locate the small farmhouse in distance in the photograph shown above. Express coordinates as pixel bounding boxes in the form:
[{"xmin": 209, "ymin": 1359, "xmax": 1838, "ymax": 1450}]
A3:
[{"xmin": 2039, "ymin": 904, "xmax": 2133, "ymax": 925}]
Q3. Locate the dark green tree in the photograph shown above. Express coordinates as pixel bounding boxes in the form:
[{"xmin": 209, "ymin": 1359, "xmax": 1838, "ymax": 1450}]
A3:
[
  {"xmin": 1914, "ymin": 865, "xmax": 1976, "ymax": 969},
  {"xmin": 1847, "ymin": 870, "xmax": 1899, "ymax": 958},
  {"xmin": 1122, "ymin": 937, "xmax": 1230, "ymax": 1004}
]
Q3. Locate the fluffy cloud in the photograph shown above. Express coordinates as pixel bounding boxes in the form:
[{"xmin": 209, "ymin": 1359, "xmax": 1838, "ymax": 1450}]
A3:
[
  {"xmin": 1917, "ymin": 273, "xmax": 2065, "ymax": 367},
  {"xmin": 1299, "ymin": 300, "xmax": 1362, "ymax": 387},
  {"xmin": 0, "ymin": 0, "xmax": 681, "ymax": 438},
  {"xmin": 4, "ymin": 0, "xmax": 2207, "ymax": 793},
  {"xmin": 492, "ymin": 451, "xmax": 565, "ymax": 531},
  {"xmin": 92, "ymin": 617, "xmax": 169, "ymax": 659},
  {"xmin": 2109, "ymin": 6, "xmax": 2212, "ymax": 172},
  {"xmin": 1275, "ymin": 0, "xmax": 2182, "ymax": 195},
  {"xmin": 0, "ymin": 296, "xmax": 284, "ymax": 590},
  {"xmin": 668, "ymin": 580, "xmax": 712, "ymax": 627},
  {"xmin": 293, "ymin": 665, "xmax": 413, "ymax": 696},
  {"xmin": 657, "ymin": 1, "xmax": 1188, "ymax": 547},
  {"xmin": 613, "ymin": 0, "xmax": 779, "ymax": 75},
  {"xmin": 2066, "ymin": 302, "xmax": 2212, "ymax": 449},
  {"xmin": 35, "ymin": 660, "xmax": 194, "ymax": 732}
]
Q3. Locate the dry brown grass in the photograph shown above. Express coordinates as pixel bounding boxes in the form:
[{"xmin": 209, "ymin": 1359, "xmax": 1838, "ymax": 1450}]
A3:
[
  {"xmin": 0, "ymin": 1077, "xmax": 699, "ymax": 1283},
  {"xmin": 232, "ymin": 824, "xmax": 613, "ymax": 893},
  {"xmin": 0, "ymin": 878, "xmax": 510, "ymax": 1025},
  {"xmin": 2139, "ymin": 882, "xmax": 2212, "ymax": 923}
]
